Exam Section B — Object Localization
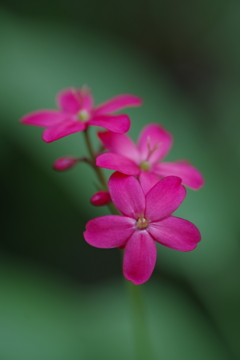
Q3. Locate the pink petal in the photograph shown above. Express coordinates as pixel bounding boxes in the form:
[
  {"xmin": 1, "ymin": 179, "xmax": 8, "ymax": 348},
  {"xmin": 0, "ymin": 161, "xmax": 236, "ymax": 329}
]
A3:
[
  {"xmin": 148, "ymin": 216, "xmax": 201, "ymax": 251},
  {"xmin": 98, "ymin": 131, "xmax": 140, "ymax": 163},
  {"xmin": 139, "ymin": 172, "xmax": 160, "ymax": 195},
  {"xmin": 81, "ymin": 91, "xmax": 94, "ymax": 112},
  {"xmin": 42, "ymin": 119, "xmax": 86, "ymax": 142},
  {"xmin": 88, "ymin": 114, "xmax": 130, "ymax": 133},
  {"xmin": 153, "ymin": 161, "xmax": 204, "ymax": 190},
  {"xmin": 96, "ymin": 153, "xmax": 140, "ymax": 175},
  {"xmin": 93, "ymin": 94, "xmax": 143, "ymax": 116},
  {"xmin": 56, "ymin": 87, "xmax": 94, "ymax": 113},
  {"xmin": 56, "ymin": 88, "xmax": 82, "ymax": 114},
  {"xmin": 84, "ymin": 215, "xmax": 135, "ymax": 248},
  {"xmin": 137, "ymin": 124, "xmax": 173, "ymax": 163},
  {"xmin": 108, "ymin": 172, "xmax": 145, "ymax": 219},
  {"xmin": 123, "ymin": 230, "xmax": 157, "ymax": 285},
  {"xmin": 145, "ymin": 176, "xmax": 186, "ymax": 221},
  {"xmin": 20, "ymin": 110, "xmax": 67, "ymax": 127}
]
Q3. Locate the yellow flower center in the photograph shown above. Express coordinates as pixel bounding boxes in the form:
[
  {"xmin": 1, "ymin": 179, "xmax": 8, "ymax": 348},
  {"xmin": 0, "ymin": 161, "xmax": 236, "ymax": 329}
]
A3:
[
  {"xmin": 136, "ymin": 217, "xmax": 149, "ymax": 229},
  {"xmin": 78, "ymin": 109, "xmax": 90, "ymax": 122},
  {"xmin": 140, "ymin": 161, "xmax": 151, "ymax": 171}
]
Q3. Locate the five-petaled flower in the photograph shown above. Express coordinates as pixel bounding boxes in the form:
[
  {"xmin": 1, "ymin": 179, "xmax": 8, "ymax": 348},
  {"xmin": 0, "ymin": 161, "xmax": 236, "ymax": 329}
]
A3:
[
  {"xmin": 84, "ymin": 172, "xmax": 201, "ymax": 285},
  {"xmin": 96, "ymin": 124, "xmax": 204, "ymax": 190},
  {"xmin": 20, "ymin": 87, "xmax": 143, "ymax": 142}
]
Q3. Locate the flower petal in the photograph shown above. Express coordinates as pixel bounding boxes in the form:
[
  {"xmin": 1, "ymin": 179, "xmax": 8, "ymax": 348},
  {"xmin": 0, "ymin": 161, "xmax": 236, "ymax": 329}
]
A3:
[
  {"xmin": 20, "ymin": 110, "xmax": 67, "ymax": 127},
  {"xmin": 56, "ymin": 88, "xmax": 82, "ymax": 114},
  {"xmin": 96, "ymin": 153, "xmax": 140, "ymax": 175},
  {"xmin": 84, "ymin": 215, "xmax": 135, "ymax": 248},
  {"xmin": 56, "ymin": 87, "xmax": 94, "ymax": 113},
  {"xmin": 145, "ymin": 176, "xmax": 186, "ymax": 221},
  {"xmin": 123, "ymin": 230, "xmax": 157, "ymax": 285},
  {"xmin": 98, "ymin": 131, "xmax": 140, "ymax": 163},
  {"xmin": 108, "ymin": 172, "xmax": 145, "ymax": 219},
  {"xmin": 137, "ymin": 124, "xmax": 173, "ymax": 163},
  {"xmin": 42, "ymin": 119, "xmax": 86, "ymax": 142},
  {"xmin": 88, "ymin": 114, "xmax": 130, "ymax": 133},
  {"xmin": 148, "ymin": 216, "xmax": 201, "ymax": 251},
  {"xmin": 139, "ymin": 172, "xmax": 160, "ymax": 195},
  {"xmin": 81, "ymin": 88, "xmax": 94, "ymax": 111},
  {"xmin": 93, "ymin": 94, "xmax": 143, "ymax": 116},
  {"xmin": 153, "ymin": 161, "xmax": 204, "ymax": 190}
]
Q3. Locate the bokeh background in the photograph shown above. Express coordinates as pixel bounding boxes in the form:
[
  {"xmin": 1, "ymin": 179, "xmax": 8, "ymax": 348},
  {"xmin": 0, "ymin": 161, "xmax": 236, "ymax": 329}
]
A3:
[{"xmin": 1, "ymin": 0, "xmax": 240, "ymax": 359}]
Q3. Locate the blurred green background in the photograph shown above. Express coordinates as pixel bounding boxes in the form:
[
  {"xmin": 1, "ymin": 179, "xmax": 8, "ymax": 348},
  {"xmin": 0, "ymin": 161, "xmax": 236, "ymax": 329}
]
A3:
[{"xmin": 1, "ymin": 0, "xmax": 240, "ymax": 359}]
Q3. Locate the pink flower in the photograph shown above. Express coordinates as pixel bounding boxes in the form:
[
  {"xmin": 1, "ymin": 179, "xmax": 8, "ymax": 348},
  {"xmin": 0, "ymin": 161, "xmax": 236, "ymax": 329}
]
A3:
[
  {"xmin": 20, "ymin": 87, "xmax": 143, "ymax": 142},
  {"xmin": 84, "ymin": 172, "xmax": 201, "ymax": 285},
  {"xmin": 96, "ymin": 124, "xmax": 204, "ymax": 190},
  {"xmin": 53, "ymin": 156, "xmax": 78, "ymax": 171}
]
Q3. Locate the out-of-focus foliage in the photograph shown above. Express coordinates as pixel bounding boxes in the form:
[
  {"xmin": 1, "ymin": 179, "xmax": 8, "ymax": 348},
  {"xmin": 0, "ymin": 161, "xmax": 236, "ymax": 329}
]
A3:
[{"xmin": 0, "ymin": 1, "xmax": 240, "ymax": 359}]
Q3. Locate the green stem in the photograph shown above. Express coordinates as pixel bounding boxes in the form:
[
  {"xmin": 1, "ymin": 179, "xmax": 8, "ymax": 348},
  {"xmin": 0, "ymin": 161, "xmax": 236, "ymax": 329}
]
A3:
[
  {"xmin": 125, "ymin": 273, "xmax": 154, "ymax": 360},
  {"xmin": 83, "ymin": 127, "xmax": 119, "ymax": 215},
  {"xmin": 83, "ymin": 128, "xmax": 108, "ymax": 191}
]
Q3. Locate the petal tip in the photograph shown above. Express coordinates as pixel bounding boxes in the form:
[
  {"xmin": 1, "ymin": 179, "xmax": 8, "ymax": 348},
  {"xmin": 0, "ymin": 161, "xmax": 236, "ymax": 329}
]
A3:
[
  {"xmin": 133, "ymin": 96, "xmax": 144, "ymax": 107},
  {"xmin": 19, "ymin": 112, "xmax": 35, "ymax": 125},
  {"xmin": 42, "ymin": 131, "xmax": 53, "ymax": 143},
  {"xmin": 115, "ymin": 115, "xmax": 131, "ymax": 134},
  {"xmin": 192, "ymin": 176, "xmax": 205, "ymax": 190},
  {"xmin": 19, "ymin": 116, "xmax": 26, "ymax": 124}
]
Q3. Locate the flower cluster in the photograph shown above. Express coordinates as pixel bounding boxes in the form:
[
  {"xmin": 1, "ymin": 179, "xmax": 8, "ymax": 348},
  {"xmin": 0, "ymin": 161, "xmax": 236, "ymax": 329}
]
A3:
[{"xmin": 20, "ymin": 86, "xmax": 204, "ymax": 285}]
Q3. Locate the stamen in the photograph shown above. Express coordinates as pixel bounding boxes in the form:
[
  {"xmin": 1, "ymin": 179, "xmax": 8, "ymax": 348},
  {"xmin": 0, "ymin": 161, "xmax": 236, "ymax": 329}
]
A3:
[
  {"xmin": 147, "ymin": 143, "xmax": 161, "ymax": 160},
  {"xmin": 140, "ymin": 161, "xmax": 151, "ymax": 171},
  {"xmin": 72, "ymin": 86, "xmax": 91, "ymax": 107},
  {"xmin": 78, "ymin": 109, "xmax": 90, "ymax": 122},
  {"xmin": 136, "ymin": 217, "xmax": 149, "ymax": 229}
]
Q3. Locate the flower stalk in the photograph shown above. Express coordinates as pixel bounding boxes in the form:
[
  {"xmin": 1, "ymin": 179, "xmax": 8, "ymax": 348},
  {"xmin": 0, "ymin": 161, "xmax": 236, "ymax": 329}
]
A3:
[
  {"xmin": 83, "ymin": 127, "xmax": 108, "ymax": 191},
  {"xmin": 83, "ymin": 128, "xmax": 119, "ymax": 216},
  {"xmin": 127, "ymin": 281, "xmax": 155, "ymax": 360}
]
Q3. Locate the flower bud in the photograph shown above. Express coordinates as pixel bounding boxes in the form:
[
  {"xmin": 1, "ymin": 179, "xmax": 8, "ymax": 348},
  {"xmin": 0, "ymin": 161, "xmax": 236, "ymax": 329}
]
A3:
[
  {"xmin": 53, "ymin": 157, "xmax": 78, "ymax": 171},
  {"xmin": 90, "ymin": 191, "xmax": 111, "ymax": 206}
]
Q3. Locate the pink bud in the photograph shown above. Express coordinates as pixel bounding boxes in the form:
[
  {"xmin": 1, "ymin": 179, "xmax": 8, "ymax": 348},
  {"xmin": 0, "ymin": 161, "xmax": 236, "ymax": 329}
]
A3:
[
  {"xmin": 90, "ymin": 191, "xmax": 111, "ymax": 206},
  {"xmin": 53, "ymin": 157, "xmax": 78, "ymax": 171}
]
